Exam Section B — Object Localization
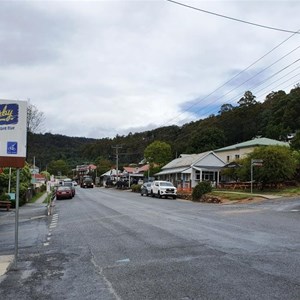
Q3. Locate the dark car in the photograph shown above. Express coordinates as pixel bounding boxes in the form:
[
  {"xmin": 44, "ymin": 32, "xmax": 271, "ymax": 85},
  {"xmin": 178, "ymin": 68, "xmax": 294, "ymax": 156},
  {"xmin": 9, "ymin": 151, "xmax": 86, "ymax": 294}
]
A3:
[
  {"xmin": 141, "ymin": 182, "xmax": 152, "ymax": 196},
  {"xmin": 81, "ymin": 178, "xmax": 94, "ymax": 188},
  {"xmin": 56, "ymin": 186, "xmax": 73, "ymax": 200},
  {"xmin": 63, "ymin": 181, "xmax": 75, "ymax": 197}
]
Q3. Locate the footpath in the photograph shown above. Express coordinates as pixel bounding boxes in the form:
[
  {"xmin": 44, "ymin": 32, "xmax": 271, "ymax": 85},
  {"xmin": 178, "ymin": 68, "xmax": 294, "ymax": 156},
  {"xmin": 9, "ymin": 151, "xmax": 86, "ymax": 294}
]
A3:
[{"xmin": 0, "ymin": 192, "xmax": 49, "ymax": 277}]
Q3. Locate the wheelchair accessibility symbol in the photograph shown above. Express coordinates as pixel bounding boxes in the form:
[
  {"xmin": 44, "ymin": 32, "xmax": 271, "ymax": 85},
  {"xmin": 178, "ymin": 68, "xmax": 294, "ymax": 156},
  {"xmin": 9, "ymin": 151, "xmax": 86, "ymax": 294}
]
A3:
[{"xmin": 7, "ymin": 141, "xmax": 18, "ymax": 154}]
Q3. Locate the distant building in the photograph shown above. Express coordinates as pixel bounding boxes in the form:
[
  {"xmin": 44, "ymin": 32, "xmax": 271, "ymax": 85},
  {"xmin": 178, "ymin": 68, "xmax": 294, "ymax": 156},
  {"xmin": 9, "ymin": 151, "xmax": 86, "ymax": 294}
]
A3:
[
  {"xmin": 31, "ymin": 173, "xmax": 46, "ymax": 186},
  {"xmin": 214, "ymin": 137, "xmax": 289, "ymax": 163}
]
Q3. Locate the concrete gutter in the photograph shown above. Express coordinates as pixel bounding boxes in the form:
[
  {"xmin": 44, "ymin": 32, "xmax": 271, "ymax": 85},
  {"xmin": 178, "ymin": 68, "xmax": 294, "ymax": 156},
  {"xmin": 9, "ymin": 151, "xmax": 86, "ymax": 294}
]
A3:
[{"xmin": 0, "ymin": 255, "xmax": 13, "ymax": 276}]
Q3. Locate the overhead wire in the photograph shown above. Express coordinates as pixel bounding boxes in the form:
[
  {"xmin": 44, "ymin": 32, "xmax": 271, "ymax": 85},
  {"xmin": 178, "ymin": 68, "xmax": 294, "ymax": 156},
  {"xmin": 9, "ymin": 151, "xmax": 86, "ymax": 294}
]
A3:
[
  {"xmin": 129, "ymin": 1, "xmax": 300, "ymax": 155},
  {"xmin": 166, "ymin": 0, "xmax": 300, "ymax": 34},
  {"xmin": 156, "ymin": 52, "xmax": 300, "ymax": 147},
  {"xmin": 157, "ymin": 19, "xmax": 300, "ymax": 129},
  {"xmin": 176, "ymin": 46, "xmax": 300, "ymax": 125}
]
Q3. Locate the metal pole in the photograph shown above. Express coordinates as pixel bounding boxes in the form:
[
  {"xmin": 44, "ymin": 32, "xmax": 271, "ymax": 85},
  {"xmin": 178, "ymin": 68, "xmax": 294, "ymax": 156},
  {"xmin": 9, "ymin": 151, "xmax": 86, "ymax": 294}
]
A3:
[
  {"xmin": 14, "ymin": 168, "xmax": 20, "ymax": 268},
  {"xmin": 116, "ymin": 147, "xmax": 119, "ymax": 181},
  {"xmin": 251, "ymin": 160, "xmax": 253, "ymax": 194},
  {"xmin": 8, "ymin": 167, "xmax": 11, "ymax": 193}
]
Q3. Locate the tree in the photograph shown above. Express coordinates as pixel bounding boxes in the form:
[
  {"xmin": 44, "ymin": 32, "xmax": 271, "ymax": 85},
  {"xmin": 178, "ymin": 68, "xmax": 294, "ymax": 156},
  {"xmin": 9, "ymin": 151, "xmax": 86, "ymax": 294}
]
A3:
[
  {"xmin": 0, "ymin": 164, "xmax": 31, "ymax": 205},
  {"xmin": 47, "ymin": 160, "xmax": 70, "ymax": 176},
  {"xmin": 27, "ymin": 101, "xmax": 45, "ymax": 133},
  {"xmin": 237, "ymin": 146, "xmax": 297, "ymax": 187},
  {"xmin": 187, "ymin": 126, "xmax": 225, "ymax": 153},
  {"xmin": 94, "ymin": 156, "xmax": 113, "ymax": 176},
  {"xmin": 238, "ymin": 91, "xmax": 257, "ymax": 107},
  {"xmin": 290, "ymin": 131, "xmax": 300, "ymax": 150},
  {"xmin": 144, "ymin": 141, "xmax": 172, "ymax": 166},
  {"xmin": 218, "ymin": 103, "xmax": 234, "ymax": 114},
  {"xmin": 41, "ymin": 171, "xmax": 51, "ymax": 181}
]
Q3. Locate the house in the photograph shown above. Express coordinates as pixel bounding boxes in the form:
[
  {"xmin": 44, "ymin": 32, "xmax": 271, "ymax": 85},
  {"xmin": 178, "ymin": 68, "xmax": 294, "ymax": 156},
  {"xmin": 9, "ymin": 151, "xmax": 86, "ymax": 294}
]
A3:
[
  {"xmin": 100, "ymin": 168, "xmax": 121, "ymax": 186},
  {"xmin": 31, "ymin": 173, "xmax": 46, "ymax": 187},
  {"xmin": 122, "ymin": 165, "xmax": 149, "ymax": 184},
  {"xmin": 155, "ymin": 151, "xmax": 226, "ymax": 189},
  {"xmin": 214, "ymin": 137, "xmax": 289, "ymax": 163}
]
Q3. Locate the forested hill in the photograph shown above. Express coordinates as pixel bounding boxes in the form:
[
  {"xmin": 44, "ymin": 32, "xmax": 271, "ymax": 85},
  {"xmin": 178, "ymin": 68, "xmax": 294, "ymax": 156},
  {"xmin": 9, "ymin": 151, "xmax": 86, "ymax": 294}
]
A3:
[{"xmin": 27, "ymin": 86, "xmax": 300, "ymax": 169}]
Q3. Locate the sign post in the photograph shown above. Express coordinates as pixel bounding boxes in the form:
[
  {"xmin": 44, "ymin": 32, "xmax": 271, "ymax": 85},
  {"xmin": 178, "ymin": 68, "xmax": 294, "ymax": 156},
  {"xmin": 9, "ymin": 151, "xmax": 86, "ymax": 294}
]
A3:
[
  {"xmin": 251, "ymin": 159, "xmax": 263, "ymax": 193},
  {"xmin": 0, "ymin": 99, "xmax": 27, "ymax": 268}
]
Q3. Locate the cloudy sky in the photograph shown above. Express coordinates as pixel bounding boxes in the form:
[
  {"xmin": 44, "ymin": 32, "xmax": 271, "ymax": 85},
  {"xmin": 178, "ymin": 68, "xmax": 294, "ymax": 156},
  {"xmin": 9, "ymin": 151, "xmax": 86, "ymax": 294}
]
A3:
[{"xmin": 1, "ymin": 0, "xmax": 300, "ymax": 139}]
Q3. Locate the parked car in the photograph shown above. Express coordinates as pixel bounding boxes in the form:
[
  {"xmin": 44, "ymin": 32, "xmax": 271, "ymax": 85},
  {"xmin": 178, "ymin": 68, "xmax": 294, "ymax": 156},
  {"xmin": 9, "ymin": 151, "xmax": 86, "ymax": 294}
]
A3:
[
  {"xmin": 63, "ymin": 181, "xmax": 76, "ymax": 197},
  {"xmin": 141, "ymin": 182, "xmax": 152, "ymax": 196},
  {"xmin": 151, "ymin": 180, "xmax": 177, "ymax": 199},
  {"xmin": 72, "ymin": 181, "xmax": 78, "ymax": 186},
  {"xmin": 56, "ymin": 186, "xmax": 73, "ymax": 200}
]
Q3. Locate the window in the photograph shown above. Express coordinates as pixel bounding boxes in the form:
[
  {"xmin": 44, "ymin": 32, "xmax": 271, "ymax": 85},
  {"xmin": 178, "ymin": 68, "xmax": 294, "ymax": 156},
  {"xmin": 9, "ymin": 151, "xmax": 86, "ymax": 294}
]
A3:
[
  {"xmin": 235, "ymin": 154, "xmax": 240, "ymax": 160},
  {"xmin": 227, "ymin": 155, "xmax": 230, "ymax": 162}
]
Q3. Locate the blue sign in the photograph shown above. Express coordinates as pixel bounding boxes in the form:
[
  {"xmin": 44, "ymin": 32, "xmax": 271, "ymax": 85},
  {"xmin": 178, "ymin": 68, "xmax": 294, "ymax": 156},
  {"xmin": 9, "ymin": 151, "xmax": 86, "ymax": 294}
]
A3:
[
  {"xmin": 0, "ymin": 104, "xmax": 19, "ymax": 125},
  {"xmin": 7, "ymin": 141, "xmax": 18, "ymax": 154}
]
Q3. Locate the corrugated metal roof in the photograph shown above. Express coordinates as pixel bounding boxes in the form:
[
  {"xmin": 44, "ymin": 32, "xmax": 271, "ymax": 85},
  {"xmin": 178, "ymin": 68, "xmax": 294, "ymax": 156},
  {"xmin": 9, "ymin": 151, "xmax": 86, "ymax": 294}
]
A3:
[
  {"xmin": 215, "ymin": 137, "xmax": 289, "ymax": 152},
  {"xmin": 162, "ymin": 151, "xmax": 211, "ymax": 169},
  {"xmin": 155, "ymin": 167, "xmax": 190, "ymax": 175}
]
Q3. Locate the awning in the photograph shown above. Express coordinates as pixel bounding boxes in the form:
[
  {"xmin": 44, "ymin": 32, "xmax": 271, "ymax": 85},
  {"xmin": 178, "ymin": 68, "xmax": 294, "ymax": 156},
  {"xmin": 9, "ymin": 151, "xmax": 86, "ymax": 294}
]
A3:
[
  {"xmin": 192, "ymin": 166, "xmax": 222, "ymax": 172},
  {"xmin": 155, "ymin": 167, "xmax": 190, "ymax": 176},
  {"xmin": 223, "ymin": 162, "xmax": 241, "ymax": 168}
]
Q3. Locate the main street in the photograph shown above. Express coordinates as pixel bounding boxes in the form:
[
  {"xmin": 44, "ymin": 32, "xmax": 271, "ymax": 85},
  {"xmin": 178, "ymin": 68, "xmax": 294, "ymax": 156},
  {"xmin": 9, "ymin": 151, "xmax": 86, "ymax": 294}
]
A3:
[{"xmin": 0, "ymin": 187, "xmax": 300, "ymax": 299}]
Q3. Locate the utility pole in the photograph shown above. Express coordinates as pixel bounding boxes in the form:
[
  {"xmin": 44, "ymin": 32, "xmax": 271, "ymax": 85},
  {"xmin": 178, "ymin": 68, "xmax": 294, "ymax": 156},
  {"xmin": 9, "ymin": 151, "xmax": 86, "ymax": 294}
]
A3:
[{"xmin": 112, "ymin": 145, "xmax": 122, "ymax": 181}]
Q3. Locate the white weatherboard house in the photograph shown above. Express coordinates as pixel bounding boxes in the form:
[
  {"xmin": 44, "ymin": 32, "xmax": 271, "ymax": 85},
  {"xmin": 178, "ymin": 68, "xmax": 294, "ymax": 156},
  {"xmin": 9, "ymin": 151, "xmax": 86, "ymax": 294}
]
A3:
[{"xmin": 155, "ymin": 151, "xmax": 226, "ymax": 189}]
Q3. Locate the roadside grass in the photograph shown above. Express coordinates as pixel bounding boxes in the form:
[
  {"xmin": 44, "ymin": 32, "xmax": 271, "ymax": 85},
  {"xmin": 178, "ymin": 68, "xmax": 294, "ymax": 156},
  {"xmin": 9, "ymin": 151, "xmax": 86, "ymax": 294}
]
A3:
[
  {"xmin": 44, "ymin": 193, "xmax": 51, "ymax": 204},
  {"xmin": 211, "ymin": 185, "xmax": 300, "ymax": 201},
  {"xmin": 28, "ymin": 191, "xmax": 45, "ymax": 203},
  {"xmin": 210, "ymin": 191, "xmax": 254, "ymax": 201},
  {"xmin": 276, "ymin": 186, "xmax": 300, "ymax": 196}
]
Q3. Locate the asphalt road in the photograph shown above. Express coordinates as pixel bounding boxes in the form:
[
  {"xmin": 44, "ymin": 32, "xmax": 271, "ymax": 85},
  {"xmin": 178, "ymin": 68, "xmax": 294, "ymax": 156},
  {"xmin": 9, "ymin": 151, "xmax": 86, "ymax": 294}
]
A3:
[{"xmin": 0, "ymin": 187, "xmax": 300, "ymax": 300}]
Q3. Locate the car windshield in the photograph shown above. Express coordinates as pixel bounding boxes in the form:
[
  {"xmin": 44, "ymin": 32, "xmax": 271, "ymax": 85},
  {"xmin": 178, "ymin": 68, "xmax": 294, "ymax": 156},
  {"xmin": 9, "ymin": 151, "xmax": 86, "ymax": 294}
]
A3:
[
  {"xmin": 160, "ymin": 182, "xmax": 173, "ymax": 187},
  {"xmin": 58, "ymin": 186, "xmax": 71, "ymax": 191}
]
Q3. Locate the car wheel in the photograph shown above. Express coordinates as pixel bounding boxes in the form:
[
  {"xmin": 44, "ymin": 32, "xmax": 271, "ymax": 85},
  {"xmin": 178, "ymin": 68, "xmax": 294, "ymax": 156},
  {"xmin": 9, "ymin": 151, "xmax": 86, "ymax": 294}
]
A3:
[
  {"xmin": 173, "ymin": 196, "xmax": 176, "ymax": 199},
  {"xmin": 151, "ymin": 190, "xmax": 154, "ymax": 197},
  {"xmin": 158, "ymin": 191, "xmax": 161, "ymax": 198}
]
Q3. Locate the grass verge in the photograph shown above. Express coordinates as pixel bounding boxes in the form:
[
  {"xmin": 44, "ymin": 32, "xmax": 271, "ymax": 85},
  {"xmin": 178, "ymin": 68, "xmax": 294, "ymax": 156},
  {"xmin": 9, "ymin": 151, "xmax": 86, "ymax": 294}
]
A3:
[
  {"xmin": 28, "ymin": 192, "xmax": 45, "ymax": 203},
  {"xmin": 210, "ymin": 191, "xmax": 254, "ymax": 201}
]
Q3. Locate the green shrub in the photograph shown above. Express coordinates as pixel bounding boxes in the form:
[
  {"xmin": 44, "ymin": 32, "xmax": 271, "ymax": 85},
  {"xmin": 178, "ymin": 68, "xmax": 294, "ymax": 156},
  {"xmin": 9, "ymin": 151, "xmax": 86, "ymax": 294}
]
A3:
[
  {"xmin": 192, "ymin": 181, "xmax": 212, "ymax": 202},
  {"xmin": 0, "ymin": 193, "xmax": 10, "ymax": 201},
  {"xmin": 131, "ymin": 184, "xmax": 141, "ymax": 193},
  {"xmin": 40, "ymin": 184, "xmax": 46, "ymax": 192}
]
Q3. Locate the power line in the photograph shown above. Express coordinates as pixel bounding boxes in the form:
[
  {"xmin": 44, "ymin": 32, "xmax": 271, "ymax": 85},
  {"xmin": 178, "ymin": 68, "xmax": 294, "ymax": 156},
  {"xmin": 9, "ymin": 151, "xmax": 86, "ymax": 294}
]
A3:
[
  {"xmin": 158, "ymin": 24, "xmax": 300, "ymax": 129},
  {"xmin": 166, "ymin": 0, "xmax": 300, "ymax": 34},
  {"xmin": 177, "ymin": 46, "xmax": 300, "ymax": 124},
  {"xmin": 136, "ymin": 2, "xmax": 300, "ymax": 152}
]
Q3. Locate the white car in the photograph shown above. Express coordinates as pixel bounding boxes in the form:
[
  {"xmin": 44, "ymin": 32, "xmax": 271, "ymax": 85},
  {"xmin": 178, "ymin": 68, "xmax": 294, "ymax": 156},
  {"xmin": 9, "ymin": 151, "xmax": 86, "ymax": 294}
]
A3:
[{"xmin": 151, "ymin": 181, "xmax": 177, "ymax": 199}]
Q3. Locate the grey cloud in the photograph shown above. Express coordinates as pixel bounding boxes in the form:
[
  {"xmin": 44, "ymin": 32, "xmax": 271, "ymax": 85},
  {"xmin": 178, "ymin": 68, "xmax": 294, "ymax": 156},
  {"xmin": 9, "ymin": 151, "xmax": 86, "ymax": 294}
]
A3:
[{"xmin": 0, "ymin": 2, "xmax": 75, "ymax": 66}]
